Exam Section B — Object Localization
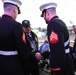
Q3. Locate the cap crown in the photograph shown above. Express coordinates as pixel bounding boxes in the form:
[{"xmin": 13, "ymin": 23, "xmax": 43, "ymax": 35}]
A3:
[
  {"xmin": 22, "ymin": 20, "xmax": 31, "ymax": 27},
  {"xmin": 40, "ymin": 2, "xmax": 57, "ymax": 11},
  {"xmin": 2, "ymin": 0, "xmax": 22, "ymax": 7}
]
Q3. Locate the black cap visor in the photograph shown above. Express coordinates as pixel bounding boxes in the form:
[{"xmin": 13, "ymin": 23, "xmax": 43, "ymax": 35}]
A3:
[
  {"xmin": 17, "ymin": 6, "xmax": 21, "ymax": 14},
  {"xmin": 23, "ymin": 25, "xmax": 30, "ymax": 28},
  {"xmin": 41, "ymin": 9, "xmax": 46, "ymax": 17}
]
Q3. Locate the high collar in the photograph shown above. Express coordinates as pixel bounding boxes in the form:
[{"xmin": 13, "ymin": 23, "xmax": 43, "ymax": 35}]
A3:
[
  {"xmin": 51, "ymin": 16, "xmax": 59, "ymax": 21},
  {"xmin": 2, "ymin": 15, "xmax": 13, "ymax": 19}
]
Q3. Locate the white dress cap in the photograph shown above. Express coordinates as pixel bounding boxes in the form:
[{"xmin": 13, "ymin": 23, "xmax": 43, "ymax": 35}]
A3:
[
  {"xmin": 2, "ymin": 0, "xmax": 22, "ymax": 7},
  {"xmin": 39, "ymin": 2, "xmax": 57, "ymax": 11}
]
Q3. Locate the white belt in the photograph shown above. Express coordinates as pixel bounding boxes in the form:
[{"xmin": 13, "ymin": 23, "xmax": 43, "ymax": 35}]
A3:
[
  {"xmin": 64, "ymin": 39, "xmax": 70, "ymax": 47},
  {"xmin": 65, "ymin": 48, "xmax": 70, "ymax": 54},
  {"xmin": 0, "ymin": 50, "xmax": 18, "ymax": 55}
]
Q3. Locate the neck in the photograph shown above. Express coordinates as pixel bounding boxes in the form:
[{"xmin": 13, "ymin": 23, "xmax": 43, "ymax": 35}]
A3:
[
  {"xmin": 50, "ymin": 14, "xmax": 57, "ymax": 20},
  {"xmin": 4, "ymin": 12, "xmax": 15, "ymax": 20}
]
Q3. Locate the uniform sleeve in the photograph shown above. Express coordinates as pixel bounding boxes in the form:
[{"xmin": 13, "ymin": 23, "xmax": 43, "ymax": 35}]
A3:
[
  {"xmin": 13, "ymin": 23, "xmax": 28, "ymax": 68},
  {"xmin": 47, "ymin": 22, "xmax": 65, "ymax": 71}
]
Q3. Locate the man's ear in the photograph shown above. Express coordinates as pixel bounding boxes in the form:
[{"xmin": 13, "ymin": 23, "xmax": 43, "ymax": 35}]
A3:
[
  {"xmin": 46, "ymin": 10, "xmax": 51, "ymax": 16},
  {"xmin": 13, "ymin": 6, "xmax": 17, "ymax": 13},
  {"xmin": 12, "ymin": 6, "xmax": 15, "ymax": 13}
]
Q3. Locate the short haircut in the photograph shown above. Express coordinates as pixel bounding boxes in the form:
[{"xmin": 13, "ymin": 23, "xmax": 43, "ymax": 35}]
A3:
[
  {"xmin": 49, "ymin": 7, "xmax": 56, "ymax": 14},
  {"xmin": 3, "ymin": 3, "xmax": 14, "ymax": 11}
]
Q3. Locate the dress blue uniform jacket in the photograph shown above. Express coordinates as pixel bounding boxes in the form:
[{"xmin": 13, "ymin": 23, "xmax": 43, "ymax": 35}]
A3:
[
  {"xmin": 0, "ymin": 15, "xmax": 28, "ymax": 75},
  {"xmin": 47, "ymin": 16, "xmax": 74, "ymax": 75}
]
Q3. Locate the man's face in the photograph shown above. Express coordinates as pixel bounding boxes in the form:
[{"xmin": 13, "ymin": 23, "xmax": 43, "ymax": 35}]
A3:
[
  {"xmin": 43, "ymin": 10, "xmax": 50, "ymax": 24},
  {"xmin": 23, "ymin": 25, "xmax": 31, "ymax": 34}
]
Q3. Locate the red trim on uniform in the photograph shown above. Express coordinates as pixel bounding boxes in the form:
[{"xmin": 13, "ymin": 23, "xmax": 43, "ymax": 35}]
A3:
[
  {"xmin": 50, "ymin": 30, "xmax": 59, "ymax": 44},
  {"xmin": 22, "ymin": 32, "xmax": 26, "ymax": 42},
  {"xmin": 51, "ymin": 67, "xmax": 61, "ymax": 71}
]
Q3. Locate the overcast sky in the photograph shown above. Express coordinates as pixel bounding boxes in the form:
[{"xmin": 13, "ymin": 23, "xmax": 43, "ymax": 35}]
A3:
[{"xmin": 0, "ymin": 0, "xmax": 76, "ymax": 28}]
